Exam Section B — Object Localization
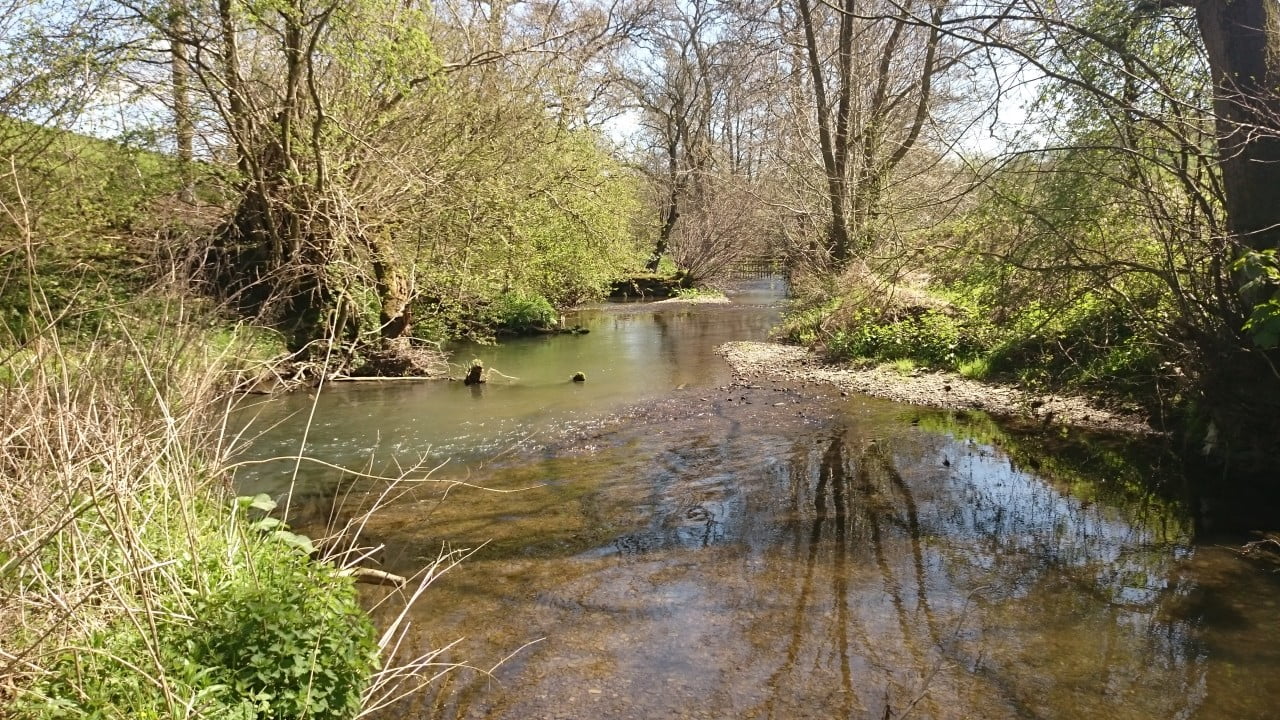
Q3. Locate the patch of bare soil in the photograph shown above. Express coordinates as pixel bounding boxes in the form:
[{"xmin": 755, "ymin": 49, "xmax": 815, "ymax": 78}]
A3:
[{"xmin": 718, "ymin": 341, "xmax": 1161, "ymax": 436}]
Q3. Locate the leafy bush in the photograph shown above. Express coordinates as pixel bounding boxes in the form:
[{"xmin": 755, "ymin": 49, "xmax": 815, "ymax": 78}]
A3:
[
  {"xmin": 826, "ymin": 310, "xmax": 987, "ymax": 369},
  {"xmin": 188, "ymin": 548, "xmax": 379, "ymax": 720},
  {"xmin": 491, "ymin": 292, "xmax": 557, "ymax": 333},
  {"xmin": 15, "ymin": 512, "xmax": 378, "ymax": 720},
  {"xmin": 407, "ymin": 127, "xmax": 645, "ymax": 341}
]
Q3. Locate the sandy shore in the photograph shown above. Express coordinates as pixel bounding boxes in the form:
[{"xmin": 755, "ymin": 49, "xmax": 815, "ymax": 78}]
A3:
[{"xmin": 717, "ymin": 341, "xmax": 1160, "ymax": 435}]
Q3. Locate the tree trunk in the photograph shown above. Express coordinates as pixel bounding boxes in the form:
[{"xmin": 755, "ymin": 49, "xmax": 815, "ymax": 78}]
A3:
[
  {"xmin": 170, "ymin": 0, "xmax": 194, "ymax": 202},
  {"xmin": 1172, "ymin": 0, "xmax": 1280, "ymax": 478},
  {"xmin": 368, "ymin": 233, "xmax": 414, "ymax": 341},
  {"xmin": 218, "ymin": 0, "xmax": 253, "ymax": 178},
  {"xmin": 647, "ymin": 134, "xmax": 682, "ymax": 272},
  {"xmin": 796, "ymin": 0, "xmax": 853, "ymax": 266},
  {"xmin": 1190, "ymin": 0, "xmax": 1280, "ymax": 263}
]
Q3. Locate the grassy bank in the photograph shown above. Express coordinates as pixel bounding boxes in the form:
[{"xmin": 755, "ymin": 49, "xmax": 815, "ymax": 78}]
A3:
[
  {"xmin": 779, "ymin": 265, "xmax": 1177, "ymax": 421},
  {"xmin": 0, "ymin": 111, "xmax": 497, "ymax": 716},
  {"xmin": 0, "ymin": 299, "xmax": 398, "ymax": 718}
]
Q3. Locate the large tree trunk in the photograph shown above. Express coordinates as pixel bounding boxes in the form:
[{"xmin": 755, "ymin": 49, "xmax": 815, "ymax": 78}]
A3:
[
  {"xmin": 368, "ymin": 233, "xmax": 414, "ymax": 341},
  {"xmin": 1171, "ymin": 0, "xmax": 1280, "ymax": 478},
  {"xmin": 1191, "ymin": 0, "xmax": 1280, "ymax": 263}
]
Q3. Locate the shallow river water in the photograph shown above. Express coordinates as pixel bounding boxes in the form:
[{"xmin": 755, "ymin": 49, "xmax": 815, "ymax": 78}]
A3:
[{"xmin": 232, "ymin": 280, "xmax": 1280, "ymax": 720}]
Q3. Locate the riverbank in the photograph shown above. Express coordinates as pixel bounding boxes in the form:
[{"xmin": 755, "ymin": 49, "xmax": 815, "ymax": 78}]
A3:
[
  {"xmin": 654, "ymin": 294, "xmax": 731, "ymax": 305},
  {"xmin": 718, "ymin": 340, "xmax": 1160, "ymax": 435},
  {"xmin": 0, "ymin": 315, "xmax": 394, "ymax": 719}
]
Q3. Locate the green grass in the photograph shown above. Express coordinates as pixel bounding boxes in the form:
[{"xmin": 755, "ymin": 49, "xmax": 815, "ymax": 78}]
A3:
[
  {"xmin": 0, "ymin": 118, "xmax": 195, "ymax": 343},
  {"xmin": 673, "ymin": 286, "xmax": 727, "ymax": 300},
  {"xmin": 958, "ymin": 356, "xmax": 993, "ymax": 379},
  {"xmin": 888, "ymin": 358, "xmax": 918, "ymax": 375}
]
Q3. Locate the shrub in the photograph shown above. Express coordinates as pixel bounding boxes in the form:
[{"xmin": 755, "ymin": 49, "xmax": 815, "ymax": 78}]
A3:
[
  {"xmin": 491, "ymin": 292, "xmax": 556, "ymax": 333},
  {"xmin": 14, "ymin": 508, "xmax": 379, "ymax": 720},
  {"xmin": 187, "ymin": 544, "xmax": 379, "ymax": 720},
  {"xmin": 826, "ymin": 310, "xmax": 987, "ymax": 369}
]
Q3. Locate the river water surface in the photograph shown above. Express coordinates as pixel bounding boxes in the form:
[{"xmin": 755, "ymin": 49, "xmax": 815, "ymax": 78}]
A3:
[{"xmin": 232, "ymin": 280, "xmax": 1280, "ymax": 720}]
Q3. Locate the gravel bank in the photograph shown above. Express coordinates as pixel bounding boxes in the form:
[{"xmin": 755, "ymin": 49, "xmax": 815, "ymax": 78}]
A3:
[
  {"xmin": 653, "ymin": 295, "xmax": 731, "ymax": 305},
  {"xmin": 717, "ymin": 341, "xmax": 1160, "ymax": 436}
]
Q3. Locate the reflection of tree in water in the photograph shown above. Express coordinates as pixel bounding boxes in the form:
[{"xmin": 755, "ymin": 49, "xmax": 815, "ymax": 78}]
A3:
[
  {"xmin": 609, "ymin": 438, "xmax": 737, "ymax": 556},
  {"xmin": 749, "ymin": 423, "xmax": 1211, "ymax": 720},
  {"xmin": 752, "ymin": 429, "xmax": 942, "ymax": 718}
]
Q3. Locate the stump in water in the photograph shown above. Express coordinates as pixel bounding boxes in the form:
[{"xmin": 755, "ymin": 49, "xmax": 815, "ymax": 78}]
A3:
[
  {"xmin": 464, "ymin": 360, "xmax": 485, "ymax": 385},
  {"xmin": 571, "ymin": 371, "xmax": 586, "ymax": 382}
]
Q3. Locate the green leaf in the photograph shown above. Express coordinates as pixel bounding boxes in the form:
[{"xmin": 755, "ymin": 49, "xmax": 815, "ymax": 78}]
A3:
[
  {"xmin": 251, "ymin": 517, "xmax": 283, "ymax": 532},
  {"xmin": 1243, "ymin": 297, "xmax": 1280, "ymax": 349},
  {"xmin": 273, "ymin": 530, "xmax": 316, "ymax": 555},
  {"xmin": 249, "ymin": 493, "xmax": 277, "ymax": 512},
  {"xmin": 235, "ymin": 493, "xmax": 277, "ymax": 512}
]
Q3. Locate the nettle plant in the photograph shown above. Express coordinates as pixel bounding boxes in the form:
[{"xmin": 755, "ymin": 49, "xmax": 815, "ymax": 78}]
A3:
[
  {"xmin": 182, "ymin": 495, "xmax": 379, "ymax": 720},
  {"xmin": 18, "ymin": 494, "xmax": 379, "ymax": 720}
]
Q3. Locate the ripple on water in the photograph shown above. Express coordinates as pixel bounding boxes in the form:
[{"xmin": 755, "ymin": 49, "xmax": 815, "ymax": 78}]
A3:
[
  {"xmin": 358, "ymin": 401, "xmax": 1280, "ymax": 720},
  {"xmin": 230, "ymin": 291, "xmax": 1280, "ymax": 720}
]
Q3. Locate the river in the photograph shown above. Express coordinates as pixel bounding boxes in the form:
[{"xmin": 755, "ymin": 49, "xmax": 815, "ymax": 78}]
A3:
[{"xmin": 231, "ymin": 279, "xmax": 1280, "ymax": 720}]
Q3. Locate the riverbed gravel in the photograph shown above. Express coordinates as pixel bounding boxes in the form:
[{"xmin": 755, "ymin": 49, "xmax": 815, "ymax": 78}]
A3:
[
  {"xmin": 653, "ymin": 295, "xmax": 731, "ymax": 305},
  {"xmin": 717, "ymin": 340, "xmax": 1160, "ymax": 435}
]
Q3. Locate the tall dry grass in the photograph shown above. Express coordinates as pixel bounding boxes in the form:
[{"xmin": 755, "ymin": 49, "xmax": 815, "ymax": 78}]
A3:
[
  {"xmin": 0, "ymin": 290, "xmax": 239, "ymax": 704},
  {"xmin": 0, "ymin": 227, "xmax": 461, "ymax": 718}
]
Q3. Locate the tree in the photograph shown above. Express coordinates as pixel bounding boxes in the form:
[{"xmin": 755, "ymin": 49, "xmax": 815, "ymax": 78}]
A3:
[
  {"xmin": 615, "ymin": 0, "xmax": 790, "ymax": 278},
  {"xmin": 102, "ymin": 0, "xmax": 646, "ymax": 365},
  {"xmin": 618, "ymin": 0, "xmax": 733, "ymax": 272},
  {"xmin": 1163, "ymin": 0, "xmax": 1280, "ymax": 267},
  {"xmin": 912, "ymin": 0, "xmax": 1280, "ymax": 473},
  {"xmin": 1156, "ymin": 0, "xmax": 1280, "ymax": 469},
  {"xmin": 788, "ymin": 0, "xmax": 946, "ymax": 267}
]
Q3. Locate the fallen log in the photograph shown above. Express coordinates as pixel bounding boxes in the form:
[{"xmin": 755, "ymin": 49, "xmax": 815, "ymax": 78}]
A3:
[{"xmin": 339, "ymin": 567, "xmax": 407, "ymax": 588}]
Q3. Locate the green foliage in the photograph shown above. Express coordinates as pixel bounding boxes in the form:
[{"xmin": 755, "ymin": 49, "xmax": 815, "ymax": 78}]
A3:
[
  {"xmin": 329, "ymin": 0, "xmax": 440, "ymax": 97},
  {"xmin": 788, "ymin": 245, "xmax": 1175, "ymax": 410},
  {"xmin": 207, "ymin": 325, "xmax": 291, "ymax": 366},
  {"xmin": 778, "ymin": 296, "xmax": 842, "ymax": 346},
  {"xmin": 0, "ymin": 119, "xmax": 184, "ymax": 235},
  {"xmin": 186, "ymin": 550, "xmax": 377, "ymax": 720},
  {"xmin": 1245, "ymin": 297, "xmax": 1280, "ymax": 349},
  {"xmin": 888, "ymin": 358, "xmax": 917, "ymax": 376},
  {"xmin": 1238, "ymin": 250, "xmax": 1280, "ymax": 349},
  {"xmin": 825, "ymin": 310, "xmax": 986, "ymax": 369},
  {"xmin": 957, "ymin": 356, "xmax": 993, "ymax": 380},
  {"xmin": 0, "ymin": 120, "xmax": 189, "ymax": 341},
  {"xmin": 13, "ymin": 492, "xmax": 377, "ymax": 720},
  {"xmin": 654, "ymin": 256, "xmax": 681, "ymax": 277},
  {"xmin": 490, "ymin": 292, "xmax": 557, "ymax": 334},
  {"xmin": 973, "ymin": 287, "xmax": 1166, "ymax": 393},
  {"xmin": 405, "ymin": 123, "xmax": 644, "ymax": 341}
]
